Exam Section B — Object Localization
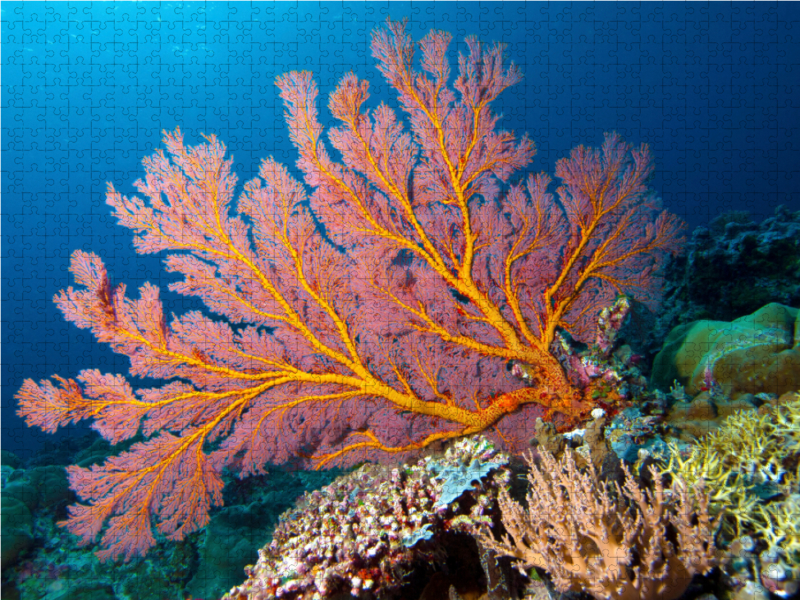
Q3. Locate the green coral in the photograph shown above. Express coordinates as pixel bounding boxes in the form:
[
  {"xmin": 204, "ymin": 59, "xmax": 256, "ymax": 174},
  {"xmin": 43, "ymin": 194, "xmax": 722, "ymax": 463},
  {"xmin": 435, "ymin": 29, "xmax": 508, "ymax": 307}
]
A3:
[{"xmin": 652, "ymin": 303, "xmax": 800, "ymax": 397}]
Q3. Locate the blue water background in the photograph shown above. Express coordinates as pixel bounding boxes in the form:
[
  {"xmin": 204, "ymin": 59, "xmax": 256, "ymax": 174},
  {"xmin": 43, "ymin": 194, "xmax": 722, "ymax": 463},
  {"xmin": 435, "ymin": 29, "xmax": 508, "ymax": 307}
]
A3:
[{"xmin": 3, "ymin": 1, "xmax": 799, "ymax": 456}]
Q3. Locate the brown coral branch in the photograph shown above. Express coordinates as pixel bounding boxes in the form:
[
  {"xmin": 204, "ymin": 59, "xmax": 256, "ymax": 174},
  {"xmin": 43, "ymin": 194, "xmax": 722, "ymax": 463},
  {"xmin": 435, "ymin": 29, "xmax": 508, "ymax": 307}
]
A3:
[{"xmin": 476, "ymin": 450, "xmax": 717, "ymax": 600}]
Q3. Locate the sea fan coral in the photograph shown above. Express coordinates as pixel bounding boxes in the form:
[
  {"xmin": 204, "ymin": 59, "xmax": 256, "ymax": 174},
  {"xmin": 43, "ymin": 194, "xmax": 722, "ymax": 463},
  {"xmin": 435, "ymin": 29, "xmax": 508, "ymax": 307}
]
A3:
[{"xmin": 16, "ymin": 18, "xmax": 682, "ymax": 561}]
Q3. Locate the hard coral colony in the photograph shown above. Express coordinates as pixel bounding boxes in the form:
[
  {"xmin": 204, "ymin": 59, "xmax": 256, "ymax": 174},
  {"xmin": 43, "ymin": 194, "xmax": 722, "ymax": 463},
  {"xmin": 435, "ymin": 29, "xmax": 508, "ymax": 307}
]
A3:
[
  {"xmin": 15, "ymin": 18, "xmax": 683, "ymax": 564},
  {"xmin": 660, "ymin": 392, "xmax": 800, "ymax": 598},
  {"xmin": 226, "ymin": 437, "xmax": 510, "ymax": 600}
]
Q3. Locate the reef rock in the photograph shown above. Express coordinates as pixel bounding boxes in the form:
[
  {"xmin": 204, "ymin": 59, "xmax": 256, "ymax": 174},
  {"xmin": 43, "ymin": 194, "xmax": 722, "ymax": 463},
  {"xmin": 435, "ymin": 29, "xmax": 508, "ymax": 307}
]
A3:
[{"xmin": 652, "ymin": 206, "xmax": 800, "ymax": 352}]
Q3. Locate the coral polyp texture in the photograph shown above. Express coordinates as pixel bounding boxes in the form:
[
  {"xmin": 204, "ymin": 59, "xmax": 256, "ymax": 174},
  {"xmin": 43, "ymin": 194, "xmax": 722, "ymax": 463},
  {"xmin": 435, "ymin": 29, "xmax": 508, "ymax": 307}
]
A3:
[
  {"xmin": 15, "ymin": 19, "xmax": 682, "ymax": 560},
  {"xmin": 224, "ymin": 436, "xmax": 510, "ymax": 600}
]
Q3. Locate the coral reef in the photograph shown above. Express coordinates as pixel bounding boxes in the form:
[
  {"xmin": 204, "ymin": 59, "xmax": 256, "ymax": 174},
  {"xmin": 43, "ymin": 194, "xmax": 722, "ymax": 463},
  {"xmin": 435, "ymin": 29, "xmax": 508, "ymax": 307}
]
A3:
[
  {"xmin": 659, "ymin": 391, "xmax": 800, "ymax": 598},
  {"xmin": 1, "ymin": 464, "xmax": 72, "ymax": 571},
  {"xmin": 225, "ymin": 437, "xmax": 510, "ymax": 600},
  {"xmin": 475, "ymin": 448, "xmax": 717, "ymax": 600}
]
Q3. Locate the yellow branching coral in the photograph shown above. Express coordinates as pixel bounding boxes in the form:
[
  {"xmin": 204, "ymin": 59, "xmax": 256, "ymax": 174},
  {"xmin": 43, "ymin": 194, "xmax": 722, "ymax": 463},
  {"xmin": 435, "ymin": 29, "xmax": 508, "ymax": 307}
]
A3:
[
  {"xmin": 660, "ymin": 439, "xmax": 747, "ymax": 518},
  {"xmin": 660, "ymin": 392, "xmax": 800, "ymax": 565},
  {"xmin": 758, "ymin": 496, "xmax": 800, "ymax": 557}
]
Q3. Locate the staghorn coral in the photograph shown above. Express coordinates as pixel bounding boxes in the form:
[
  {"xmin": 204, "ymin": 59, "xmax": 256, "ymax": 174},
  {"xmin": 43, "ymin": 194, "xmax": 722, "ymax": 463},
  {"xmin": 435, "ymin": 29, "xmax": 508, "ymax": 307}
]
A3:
[
  {"xmin": 475, "ymin": 448, "xmax": 716, "ymax": 600},
  {"xmin": 660, "ymin": 393, "xmax": 800, "ymax": 535},
  {"xmin": 225, "ymin": 436, "xmax": 510, "ymax": 600},
  {"xmin": 659, "ymin": 392, "xmax": 800, "ymax": 595}
]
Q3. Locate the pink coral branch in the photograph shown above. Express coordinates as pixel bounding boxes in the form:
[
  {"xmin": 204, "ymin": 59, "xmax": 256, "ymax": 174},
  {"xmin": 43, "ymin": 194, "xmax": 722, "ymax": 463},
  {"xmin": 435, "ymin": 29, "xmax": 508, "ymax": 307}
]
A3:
[{"xmin": 17, "ymin": 19, "xmax": 683, "ymax": 561}]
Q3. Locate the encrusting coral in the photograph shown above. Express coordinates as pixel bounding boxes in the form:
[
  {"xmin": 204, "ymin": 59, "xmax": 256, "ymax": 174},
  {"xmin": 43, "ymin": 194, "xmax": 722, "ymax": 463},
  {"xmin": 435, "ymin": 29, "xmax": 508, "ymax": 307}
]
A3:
[
  {"xmin": 474, "ymin": 448, "xmax": 717, "ymax": 600},
  {"xmin": 652, "ymin": 302, "xmax": 800, "ymax": 398},
  {"xmin": 224, "ymin": 436, "xmax": 510, "ymax": 600}
]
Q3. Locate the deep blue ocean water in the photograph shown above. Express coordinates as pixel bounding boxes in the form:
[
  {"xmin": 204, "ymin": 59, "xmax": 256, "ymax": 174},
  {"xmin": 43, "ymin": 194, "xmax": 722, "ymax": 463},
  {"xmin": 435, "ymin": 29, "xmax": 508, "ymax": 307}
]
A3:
[{"xmin": 4, "ymin": 1, "xmax": 799, "ymax": 454}]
